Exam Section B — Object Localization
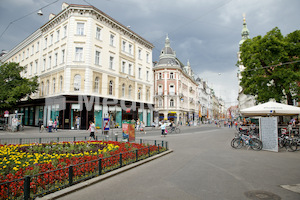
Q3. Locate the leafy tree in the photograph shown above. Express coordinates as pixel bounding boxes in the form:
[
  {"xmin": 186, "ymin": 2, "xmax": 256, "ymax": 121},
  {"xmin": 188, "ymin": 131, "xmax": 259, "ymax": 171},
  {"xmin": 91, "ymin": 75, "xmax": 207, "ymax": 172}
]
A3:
[
  {"xmin": 0, "ymin": 62, "xmax": 39, "ymax": 110},
  {"xmin": 239, "ymin": 27, "xmax": 300, "ymax": 105}
]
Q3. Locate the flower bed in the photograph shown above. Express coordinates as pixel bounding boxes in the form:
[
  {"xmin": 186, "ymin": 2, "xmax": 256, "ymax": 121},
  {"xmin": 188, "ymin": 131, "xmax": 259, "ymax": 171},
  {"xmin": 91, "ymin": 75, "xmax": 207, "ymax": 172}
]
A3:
[{"xmin": 0, "ymin": 140, "xmax": 164, "ymax": 199}]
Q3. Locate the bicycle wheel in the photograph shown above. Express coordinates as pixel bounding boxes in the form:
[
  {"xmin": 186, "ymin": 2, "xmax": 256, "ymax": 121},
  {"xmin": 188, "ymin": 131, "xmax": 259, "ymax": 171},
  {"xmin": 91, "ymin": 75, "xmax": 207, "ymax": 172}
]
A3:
[
  {"xmin": 175, "ymin": 128, "xmax": 181, "ymax": 134},
  {"xmin": 231, "ymin": 138, "xmax": 243, "ymax": 149},
  {"xmin": 278, "ymin": 138, "xmax": 285, "ymax": 149},
  {"xmin": 250, "ymin": 138, "xmax": 262, "ymax": 151},
  {"xmin": 287, "ymin": 140, "xmax": 297, "ymax": 152}
]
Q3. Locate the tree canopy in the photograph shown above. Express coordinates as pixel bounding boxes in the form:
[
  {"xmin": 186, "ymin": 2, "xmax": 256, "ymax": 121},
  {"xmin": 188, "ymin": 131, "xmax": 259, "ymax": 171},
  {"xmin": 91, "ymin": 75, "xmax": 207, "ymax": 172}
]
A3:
[
  {"xmin": 239, "ymin": 27, "xmax": 300, "ymax": 105},
  {"xmin": 0, "ymin": 62, "xmax": 39, "ymax": 110}
]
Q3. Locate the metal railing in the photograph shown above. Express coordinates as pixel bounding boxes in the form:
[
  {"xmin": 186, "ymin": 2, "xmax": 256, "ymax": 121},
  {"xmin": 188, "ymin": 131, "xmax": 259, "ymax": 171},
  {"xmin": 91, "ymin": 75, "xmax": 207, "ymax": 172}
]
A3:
[{"xmin": 0, "ymin": 139, "xmax": 168, "ymax": 200}]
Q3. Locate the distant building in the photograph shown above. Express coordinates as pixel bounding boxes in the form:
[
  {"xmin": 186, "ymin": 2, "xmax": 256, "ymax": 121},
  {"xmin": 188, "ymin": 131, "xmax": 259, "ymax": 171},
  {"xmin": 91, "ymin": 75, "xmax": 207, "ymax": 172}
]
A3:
[
  {"xmin": 153, "ymin": 35, "xmax": 199, "ymax": 125},
  {"xmin": 237, "ymin": 16, "xmax": 256, "ymax": 111},
  {"xmin": 0, "ymin": 3, "xmax": 154, "ymax": 129}
]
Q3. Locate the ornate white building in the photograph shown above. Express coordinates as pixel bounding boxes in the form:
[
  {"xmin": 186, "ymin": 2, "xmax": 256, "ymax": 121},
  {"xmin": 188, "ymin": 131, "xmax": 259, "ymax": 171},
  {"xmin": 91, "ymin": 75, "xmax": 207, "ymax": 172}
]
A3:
[
  {"xmin": 0, "ymin": 3, "xmax": 154, "ymax": 129},
  {"xmin": 153, "ymin": 36, "xmax": 199, "ymax": 125},
  {"xmin": 237, "ymin": 16, "xmax": 256, "ymax": 111}
]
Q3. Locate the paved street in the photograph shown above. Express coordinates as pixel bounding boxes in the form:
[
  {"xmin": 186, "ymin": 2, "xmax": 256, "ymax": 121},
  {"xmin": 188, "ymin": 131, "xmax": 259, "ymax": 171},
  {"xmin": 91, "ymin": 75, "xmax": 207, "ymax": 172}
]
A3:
[{"xmin": 1, "ymin": 125, "xmax": 300, "ymax": 199}]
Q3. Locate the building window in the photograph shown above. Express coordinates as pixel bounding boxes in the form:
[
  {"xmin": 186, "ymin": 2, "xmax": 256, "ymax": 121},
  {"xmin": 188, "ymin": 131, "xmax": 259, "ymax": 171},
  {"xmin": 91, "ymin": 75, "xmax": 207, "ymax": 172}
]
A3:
[
  {"xmin": 138, "ymin": 67, "xmax": 141, "ymax": 79},
  {"xmin": 128, "ymin": 44, "xmax": 132, "ymax": 55},
  {"xmin": 59, "ymin": 76, "xmax": 63, "ymax": 92},
  {"xmin": 122, "ymin": 84, "xmax": 125, "ymax": 97},
  {"xmin": 109, "ymin": 80, "xmax": 113, "ymax": 95},
  {"xmin": 43, "ymin": 58, "xmax": 46, "ymax": 71},
  {"xmin": 77, "ymin": 23, "xmax": 84, "ymax": 35},
  {"xmin": 46, "ymin": 80, "xmax": 50, "ymax": 95},
  {"xmin": 44, "ymin": 37, "xmax": 47, "ymax": 49},
  {"xmin": 169, "ymin": 85, "xmax": 175, "ymax": 95},
  {"xmin": 138, "ymin": 49, "xmax": 141, "ymax": 59},
  {"xmin": 170, "ymin": 72, "xmax": 174, "ymax": 79},
  {"xmin": 36, "ymin": 42, "xmax": 39, "ymax": 52},
  {"xmin": 27, "ymin": 48, "xmax": 29, "ymax": 58},
  {"xmin": 54, "ymin": 53, "xmax": 58, "ymax": 66},
  {"xmin": 53, "ymin": 78, "xmax": 56, "ymax": 94},
  {"xmin": 61, "ymin": 49, "xmax": 65, "ymax": 63},
  {"xmin": 31, "ymin": 45, "xmax": 34, "ymax": 55},
  {"xmin": 138, "ymin": 87, "xmax": 141, "ymax": 100},
  {"xmin": 128, "ymin": 64, "xmax": 132, "ymax": 75},
  {"xmin": 158, "ymin": 85, "xmax": 163, "ymax": 95},
  {"xmin": 75, "ymin": 47, "xmax": 83, "ymax": 61},
  {"xmin": 56, "ymin": 29, "xmax": 60, "ymax": 42},
  {"xmin": 94, "ymin": 77, "xmax": 99, "ymax": 92},
  {"xmin": 48, "ymin": 55, "xmax": 52, "ymax": 69},
  {"xmin": 159, "ymin": 73, "xmax": 162, "ymax": 79},
  {"xmin": 96, "ymin": 27, "xmax": 101, "ymax": 40},
  {"xmin": 146, "ymin": 89, "xmax": 149, "ymax": 101},
  {"xmin": 170, "ymin": 99, "xmax": 174, "ymax": 107},
  {"xmin": 74, "ymin": 74, "xmax": 81, "ymax": 91},
  {"xmin": 63, "ymin": 25, "xmax": 67, "ymax": 38},
  {"xmin": 122, "ymin": 41, "xmax": 126, "ymax": 51},
  {"xmin": 29, "ymin": 63, "xmax": 33, "ymax": 76},
  {"xmin": 109, "ymin": 56, "xmax": 114, "ymax": 69},
  {"xmin": 146, "ymin": 71, "xmax": 149, "ymax": 81},
  {"xmin": 50, "ymin": 34, "xmax": 53, "ymax": 45},
  {"xmin": 122, "ymin": 61, "xmax": 126, "ymax": 73},
  {"xmin": 110, "ymin": 34, "xmax": 115, "ymax": 46},
  {"xmin": 35, "ymin": 60, "xmax": 38, "ymax": 74},
  {"xmin": 41, "ymin": 82, "xmax": 44, "ymax": 96},
  {"xmin": 128, "ymin": 85, "xmax": 132, "ymax": 98},
  {"xmin": 146, "ymin": 53, "xmax": 149, "ymax": 63},
  {"xmin": 159, "ymin": 99, "xmax": 162, "ymax": 107},
  {"xmin": 95, "ymin": 51, "xmax": 100, "ymax": 65}
]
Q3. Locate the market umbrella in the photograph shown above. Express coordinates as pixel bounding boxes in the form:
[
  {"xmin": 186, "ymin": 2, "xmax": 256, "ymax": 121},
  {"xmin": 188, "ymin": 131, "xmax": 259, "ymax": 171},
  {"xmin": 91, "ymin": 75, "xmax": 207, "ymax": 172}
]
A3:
[{"xmin": 240, "ymin": 101, "xmax": 300, "ymax": 116}]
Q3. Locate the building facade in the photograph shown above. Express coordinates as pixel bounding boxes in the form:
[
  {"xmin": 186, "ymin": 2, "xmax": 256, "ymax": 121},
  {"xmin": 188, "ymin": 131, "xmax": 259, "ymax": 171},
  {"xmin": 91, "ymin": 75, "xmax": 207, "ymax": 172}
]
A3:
[
  {"xmin": 0, "ymin": 3, "xmax": 154, "ymax": 129},
  {"xmin": 153, "ymin": 36, "xmax": 199, "ymax": 125},
  {"xmin": 237, "ymin": 16, "xmax": 256, "ymax": 112}
]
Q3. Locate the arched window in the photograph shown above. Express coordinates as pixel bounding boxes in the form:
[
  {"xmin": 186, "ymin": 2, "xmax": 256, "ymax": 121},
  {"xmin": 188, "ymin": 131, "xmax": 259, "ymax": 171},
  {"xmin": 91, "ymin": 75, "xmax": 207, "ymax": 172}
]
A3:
[
  {"xmin": 138, "ymin": 87, "xmax": 141, "ymax": 100},
  {"xmin": 52, "ymin": 78, "xmax": 56, "ymax": 94},
  {"xmin": 46, "ymin": 80, "xmax": 49, "ymax": 95},
  {"xmin": 94, "ymin": 77, "xmax": 99, "ymax": 92},
  {"xmin": 109, "ymin": 80, "xmax": 113, "ymax": 95},
  {"xmin": 122, "ymin": 83, "xmax": 125, "ymax": 97},
  {"xmin": 74, "ymin": 74, "xmax": 81, "ymax": 91},
  {"xmin": 128, "ymin": 85, "xmax": 132, "ymax": 98},
  {"xmin": 170, "ymin": 72, "xmax": 174, "ymax": 79},
  {"xmin": 59, "ymin": 76, "xmax": 63, "ymax": 92},
  {"xmin": 41, "ymin": 82, "xmax": 44, "ymax": 96},
  {"xmin": 170, "ymin": 99, "xmax": 174, "ymax": 107}
]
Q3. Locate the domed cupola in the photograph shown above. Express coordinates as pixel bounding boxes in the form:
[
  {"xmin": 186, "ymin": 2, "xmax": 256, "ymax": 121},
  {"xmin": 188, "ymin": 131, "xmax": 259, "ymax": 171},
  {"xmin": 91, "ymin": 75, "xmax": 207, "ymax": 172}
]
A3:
[{"xmin": 239, "ymin": 14, "xmax": 250, "ymax": 46}]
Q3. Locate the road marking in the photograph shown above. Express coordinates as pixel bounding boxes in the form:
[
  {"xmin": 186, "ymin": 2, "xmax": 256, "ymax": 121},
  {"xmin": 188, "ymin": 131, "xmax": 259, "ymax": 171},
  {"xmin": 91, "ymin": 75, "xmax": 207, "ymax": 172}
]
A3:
[{"xmin": 281, "ymin": 184, "xmax": 300, "ymax": 194}]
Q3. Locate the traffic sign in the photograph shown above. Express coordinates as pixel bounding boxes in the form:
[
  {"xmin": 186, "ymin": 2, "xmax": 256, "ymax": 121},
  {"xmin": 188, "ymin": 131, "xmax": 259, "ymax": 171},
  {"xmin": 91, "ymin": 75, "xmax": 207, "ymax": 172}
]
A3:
[{"xmin": 103, "ymin": 118, "xmax": 110, "ymax": 131}]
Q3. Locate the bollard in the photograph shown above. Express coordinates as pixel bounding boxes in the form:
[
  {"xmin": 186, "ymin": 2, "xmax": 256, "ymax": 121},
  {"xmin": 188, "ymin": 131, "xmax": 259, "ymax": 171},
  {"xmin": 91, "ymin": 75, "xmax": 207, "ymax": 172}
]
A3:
[
  {"xmin": 136, "ymin": 149, "xmax": 138, "ymax": 162},
  {"xmin": 74, "ymin": 137, "xmax": 76, "ymax": 142},
  {"xmin": 39, "ymin": 138, "xmax": 41, "ymax": 144},
  {"xmin": 148, "ymin": 146, "xmax": 150, "ymax": 157},
  {"xmin": 154, "ymin": 140, "xmax": 156, "ymax": 146},
  {"xmin": 98, "ymin": 158, "xmax": 102, "ymax": 175},
  {"xmin": 140, "ymin": 139, "xmax": 143, "ymax": 144},
  {"xmin": 57, "ymin": 137, "xmax": 59, "ymax": 142},
  {"xmin": 115, "ymin": 134, "xmax": 118, "ymax": 142},
  {"xmin": 19, "ymin": 138, "xmax": 22, "ymax": 144},
  {"xmin": 162, "ymin": 141, "xmax": 164, "ymax": 148},
  {"xmin": 166, "ymin": 141, "xmax": 168, "ymax": 150},
  {"xmin": 69, "ymin": 165, "xmax": 73, "ymax": 185},
  {"xmin": 23, "ymin": 176, "xmax": 31, "ymax": 200},
  {"xmin": 120, "ymin": 153, "xmax": 123, "ymax": 168}
]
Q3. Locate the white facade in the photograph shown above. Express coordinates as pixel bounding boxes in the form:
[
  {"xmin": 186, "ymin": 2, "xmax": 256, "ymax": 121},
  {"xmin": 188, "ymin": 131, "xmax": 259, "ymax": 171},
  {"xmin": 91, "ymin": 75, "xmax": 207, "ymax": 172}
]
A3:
[{"xmin": 1, "ymin": 3, "xmax": 154, "ymax": 128}]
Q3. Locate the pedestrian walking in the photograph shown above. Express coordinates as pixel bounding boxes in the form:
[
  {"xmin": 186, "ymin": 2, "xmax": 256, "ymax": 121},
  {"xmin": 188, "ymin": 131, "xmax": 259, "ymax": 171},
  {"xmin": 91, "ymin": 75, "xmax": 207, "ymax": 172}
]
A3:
[
  {"xmin": 75, "ymin": 116, "xmax": 80, "ymax": 130},
  {"xmin": 161, "ymin": 121, "xmax": 166, "ymax": 137},
  {"xmin": 88, "ymin": 121, "xmax": 96, "ymax": 140},
  {"xmin": 48, "ymin": 118, "xmax": 53, "ymax": 132},
  {"xmin": 136, "ymin": 118, "xmax": 140, "ymax": 131},
  {"xmin": 140, "ymin": 121, "xmax": 146, "ymax": 134},
  {"xmin": 53, "ymin": 119, "xmax": 58, "ymax": 132}
]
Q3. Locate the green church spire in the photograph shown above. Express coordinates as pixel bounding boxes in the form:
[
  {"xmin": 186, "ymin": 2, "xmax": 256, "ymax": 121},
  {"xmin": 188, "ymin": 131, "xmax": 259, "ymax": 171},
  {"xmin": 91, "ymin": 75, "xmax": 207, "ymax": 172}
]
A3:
[{"xmin": 239, "ymin": 14, "xmax": 250, "ymax": 46}]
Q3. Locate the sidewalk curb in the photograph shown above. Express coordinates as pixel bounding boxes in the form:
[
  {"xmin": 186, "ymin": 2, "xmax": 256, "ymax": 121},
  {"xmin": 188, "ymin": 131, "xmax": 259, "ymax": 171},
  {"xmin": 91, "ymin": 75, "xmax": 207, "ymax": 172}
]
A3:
[{"xmin": 36, "ymin": 149, "xmax": 173, "ymax": 200}]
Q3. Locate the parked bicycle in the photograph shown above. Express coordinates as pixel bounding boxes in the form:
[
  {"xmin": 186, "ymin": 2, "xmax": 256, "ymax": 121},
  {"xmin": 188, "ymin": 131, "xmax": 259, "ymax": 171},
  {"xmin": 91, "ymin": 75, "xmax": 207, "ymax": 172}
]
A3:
[
  {"xmin": 278, "ymin": 133, "xmax": 298, "ymax": 152},
  {"xmin": 166, "ymin": 126, "xmax": 181, "ymax": 134},
  {"xmin": 231, "ymin": 133, "xmax": 263, "ymax": 151}
]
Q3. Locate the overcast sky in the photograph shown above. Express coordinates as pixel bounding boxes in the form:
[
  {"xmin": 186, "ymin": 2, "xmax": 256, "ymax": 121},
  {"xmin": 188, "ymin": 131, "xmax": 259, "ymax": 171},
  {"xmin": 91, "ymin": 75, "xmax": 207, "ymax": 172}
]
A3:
[{"xmin": 1, "ymin": 0, "xmax": 299, "ymax": 107}]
